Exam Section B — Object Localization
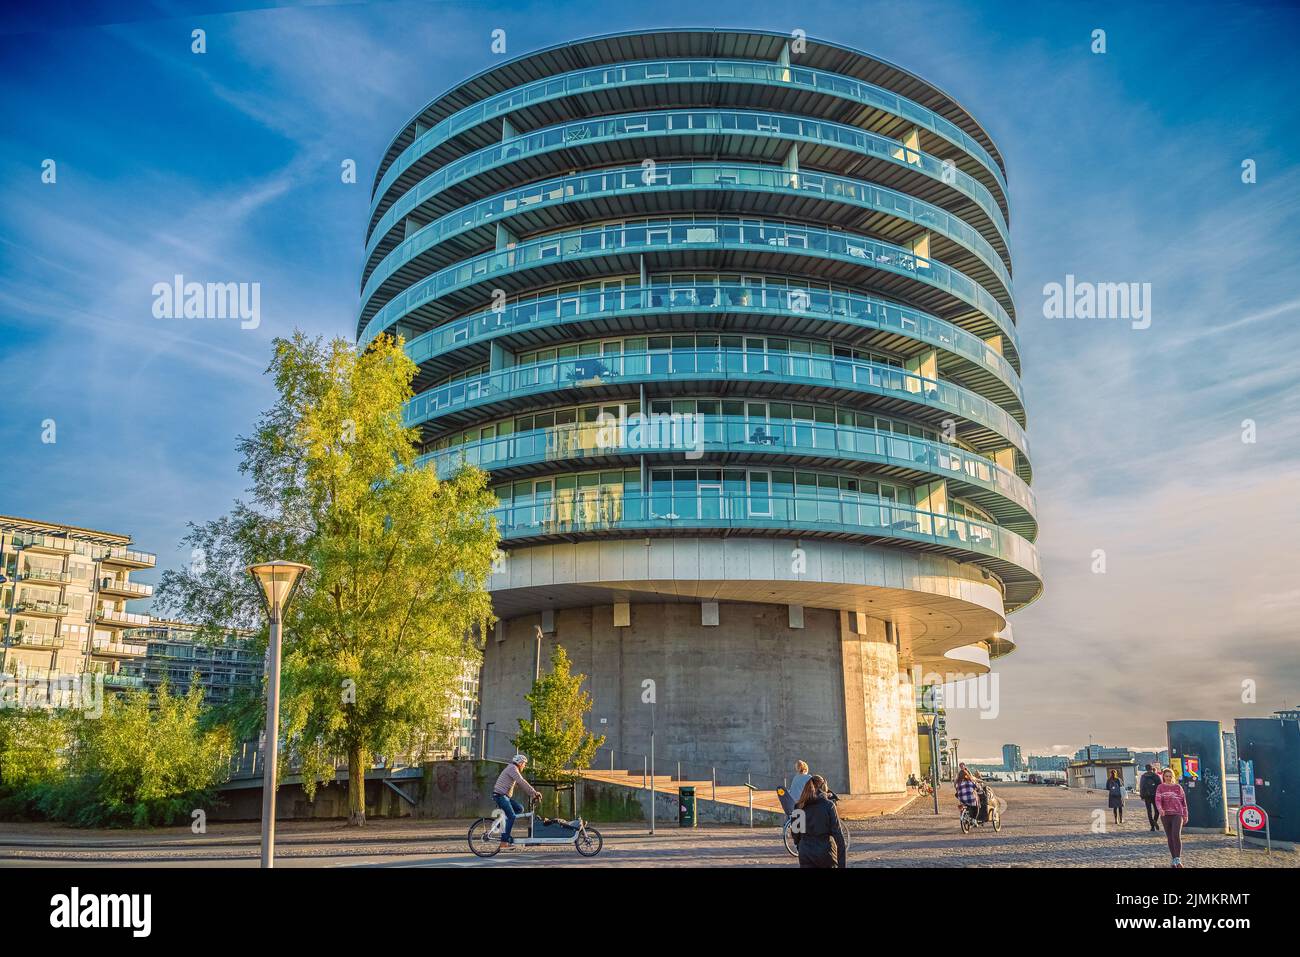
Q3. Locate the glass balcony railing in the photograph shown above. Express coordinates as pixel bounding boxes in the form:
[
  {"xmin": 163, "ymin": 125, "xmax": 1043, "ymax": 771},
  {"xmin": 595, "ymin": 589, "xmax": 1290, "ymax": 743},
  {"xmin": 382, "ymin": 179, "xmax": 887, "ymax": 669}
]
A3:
[
  {"xmin": 6, "ymin": 632, "xmax": 65, "ymax": 649},
  {"xmin": 363, "ymin": 217, "xmax": 1018, "ymax": 355},
  {"xmin": 419, "ymin": 416, "xmax": 1037, "ymax": 518},
  {"xmin": 403, "ymin": 282, "xmax": 1023, "ymax": 402},
  {"xmin": 99, "ymin": 578, "xmax": 154, "ymax": 597},
  {"xmin": 19, "ymin": 567, "xmax": 71, "ymax": 584},
  {"xmin": 102, "ymin": 673, "xmax": 145, "ymax": 689},
  {"xmin": 11, "ymin": 533, "xmax": 74, "ymax": 553},
  {"xmin": 365, "ymin": 108, "xmax": 1009, "ymax": 266},
  {"xmin": 491, "ymin": 492, "xmax": 1040, "ymax": 579},
  {"xmin": 95, "ymin": 609, "xmax": 151, "ymax": 627},
  {"xmin": 362, "ymin": 161, "xmax": 1012, "ymax": 312},
  {"xmin": 404, "ymin": 348, "xmax": 1031, "ymax": 459},
  {"xmin": 98, "ymin": 546, "xmax": 156, "ymax": 567},
  {"xmin": 372, "ymin": 58, "xmax": 1009, "ymax": 217},
  {"xmin": 91, "ymin": 637, "xmax": 148, "ymax": 656},
  {"xmin": 12, "ymin": 598, "xmax": 69, "ymax": 616}
]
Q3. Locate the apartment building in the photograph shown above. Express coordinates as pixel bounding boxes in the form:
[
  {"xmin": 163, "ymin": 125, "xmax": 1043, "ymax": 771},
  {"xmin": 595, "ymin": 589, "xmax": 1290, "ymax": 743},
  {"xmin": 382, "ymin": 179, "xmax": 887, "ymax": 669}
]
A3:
[{"xmin": 0, "ymin": 515, "xmax": 155, "ymax": 688}]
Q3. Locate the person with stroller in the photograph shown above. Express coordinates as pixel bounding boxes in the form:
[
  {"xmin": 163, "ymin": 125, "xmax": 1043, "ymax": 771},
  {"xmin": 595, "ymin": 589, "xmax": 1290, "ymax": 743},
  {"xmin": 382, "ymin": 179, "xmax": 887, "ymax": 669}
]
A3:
[{"xmin": 790, "ymin": 774, "xmax": 848, "ymax": 868}]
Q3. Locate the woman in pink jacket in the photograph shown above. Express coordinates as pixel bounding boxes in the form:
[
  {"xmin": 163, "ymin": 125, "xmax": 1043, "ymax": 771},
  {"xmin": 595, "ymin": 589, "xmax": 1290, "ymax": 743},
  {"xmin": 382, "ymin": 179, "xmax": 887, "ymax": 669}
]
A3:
[{"xmin": 1154, "ymin": 767, "xmax": 1189, "ymax": 868}]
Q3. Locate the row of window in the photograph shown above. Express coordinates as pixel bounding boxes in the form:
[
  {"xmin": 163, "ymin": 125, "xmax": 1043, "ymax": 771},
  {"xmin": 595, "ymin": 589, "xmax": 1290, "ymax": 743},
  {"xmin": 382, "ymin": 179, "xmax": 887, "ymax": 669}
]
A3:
[
  {"xmin": 426, "ymin": 398, "xmax": 943, "ymax": 453},
  {"xmin": 490, "ymin": 466, "xmax": 995, "ymax": 524}
]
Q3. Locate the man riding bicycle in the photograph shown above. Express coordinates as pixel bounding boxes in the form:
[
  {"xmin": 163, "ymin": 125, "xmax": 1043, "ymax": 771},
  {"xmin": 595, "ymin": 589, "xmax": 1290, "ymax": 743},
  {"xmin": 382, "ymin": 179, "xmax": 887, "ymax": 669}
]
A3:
[{"xmin": 493, "ymin": 754, "xmax": 541, "ymax": 846}]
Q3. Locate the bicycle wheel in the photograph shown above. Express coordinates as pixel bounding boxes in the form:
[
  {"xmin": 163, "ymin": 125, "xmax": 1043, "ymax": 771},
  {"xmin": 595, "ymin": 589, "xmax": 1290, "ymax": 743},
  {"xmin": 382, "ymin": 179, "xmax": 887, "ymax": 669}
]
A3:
[
  {"xmin": 575, "ymin": 825, "xmax": 603, "ymax": 857},
  {"xmin": 468, "ymin": 818, "xmax": 504, "ymax": 857},
  {"xmin": 839, "ymin": 825, "xmax": 852, "ymax": 854},
  {"xmin": 991, "ymin": 807, "xmax": 1002, "ymax": 832},
  {"xmin": 960, "ymin": 812, "xmax": 973, "ymax": 834},
  {"xmin": 783, "ymin": 819, "xmax": 798, "ymax": 857}
]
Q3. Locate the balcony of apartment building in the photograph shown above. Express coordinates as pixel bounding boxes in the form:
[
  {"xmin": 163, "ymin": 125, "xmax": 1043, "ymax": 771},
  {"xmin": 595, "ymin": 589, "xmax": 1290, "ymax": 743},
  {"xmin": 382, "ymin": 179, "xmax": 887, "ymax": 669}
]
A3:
[
  {"xmin": 12, "ymin": 533, "xmax": 76, "ymax": 556},
  {"xmin": 18, "ymin": 564, "xmax": 71, "ymax": 586},
  {"xmin": 90, "ymin": 634, "xmax": 148, "ymax": 658},
  {"xmin": 11, "ymin": 594, "xmax": 70, "ymax": 618},
  {"xmin": 97, "ymin": 545, "xmax": 157, "ymax": 570},
  {"xmin": 95, "ymin": 606, "xmax": 151, "ymax": 629},
  {"xmin": 101, "ymin": 672, "xmax": 146, "ymax": 689},
  {"xmin": 4, "ymin": 625, "xmax": 66, "ymax": 650},
  {"xmin": 98, "ymin": 575, "xmax": 154, "ymax": 599}
]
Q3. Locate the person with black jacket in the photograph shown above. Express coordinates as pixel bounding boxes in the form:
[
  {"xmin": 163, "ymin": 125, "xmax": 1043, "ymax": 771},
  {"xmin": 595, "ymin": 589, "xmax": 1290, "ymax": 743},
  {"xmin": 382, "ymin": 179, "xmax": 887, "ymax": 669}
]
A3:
[
  {"xmin": 1138, "ymin": 764, "xmax": 1162, "ymax": 832},
  {"xmin": 791, "ymin": 774, "xmax": 848, "ymax": 868}
]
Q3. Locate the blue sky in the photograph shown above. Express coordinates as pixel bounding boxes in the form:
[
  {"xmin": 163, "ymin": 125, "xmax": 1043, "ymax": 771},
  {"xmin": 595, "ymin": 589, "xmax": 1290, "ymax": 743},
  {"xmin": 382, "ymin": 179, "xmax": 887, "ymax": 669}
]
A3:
[{"xmin": 2, "ymin": 0, "xmax": 1298, "ymax": 758}]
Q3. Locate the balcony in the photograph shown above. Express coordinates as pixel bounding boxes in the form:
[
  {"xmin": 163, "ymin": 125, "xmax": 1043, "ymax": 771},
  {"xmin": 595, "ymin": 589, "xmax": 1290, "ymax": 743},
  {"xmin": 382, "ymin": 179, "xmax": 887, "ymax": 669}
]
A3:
[
  {"xmin": 101, "ymin": 673, "xmax": 145, "ymax": 689},
  {"xmin": 361, "ymin": 161, "xmax": 1014, "ymax": 323},
  {"xmin": 98, "ymin": 546, "xmax": 156, "ymax": 569},
  {"xmin": 404, "ymin": 347, "xmax": 1030, "ymax": 467},
  {"xmin": 90, "ymin": 637, "xmax": 148, "ymax": 658},
  {"xmin": 363, "ymin": 214, "xmax": 1018, "ymax": 361},
  {"xmin": 5, "ymin": 632, "xmax": 64, "ymax": 650},
  {"xmin": 12, "ymin": 533, "xmax": 75, "ymax": 555},
  {"xmin": 12, "ymin": 598, "xmax": 69, "ymax": 617},
  {"xmin": 99, "ymin": 577, "xmax": 154, "ymax": 599},
  {"xmin": 95, "ymin": 608, "xmax": 151, "ymax": 629},
  {"xmin": 370, "ymin": 57, "xmax": 1009, "ymax": 233},
  {"xmin": 19, "ymin": 567, "xmax": 71, "ymax": 585},
  {"xmin": 419, "ymin": 415, "xmax": 1037, "ymax": 535}
]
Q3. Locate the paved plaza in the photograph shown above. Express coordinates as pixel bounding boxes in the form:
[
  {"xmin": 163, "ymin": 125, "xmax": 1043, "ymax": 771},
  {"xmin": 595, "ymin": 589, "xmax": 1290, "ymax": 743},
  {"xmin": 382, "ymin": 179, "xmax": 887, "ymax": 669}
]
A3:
[{"xmin": 0, "ymin": 784, "xmax": 1290, "ymax": 868}]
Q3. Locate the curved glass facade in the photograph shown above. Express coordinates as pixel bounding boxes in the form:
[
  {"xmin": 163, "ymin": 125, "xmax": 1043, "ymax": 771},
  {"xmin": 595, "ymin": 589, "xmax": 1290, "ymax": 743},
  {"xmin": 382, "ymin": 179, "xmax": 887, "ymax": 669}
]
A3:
[{"xmin": 363, "ymin": 29, "xmax": 1041, "ymax": 625}]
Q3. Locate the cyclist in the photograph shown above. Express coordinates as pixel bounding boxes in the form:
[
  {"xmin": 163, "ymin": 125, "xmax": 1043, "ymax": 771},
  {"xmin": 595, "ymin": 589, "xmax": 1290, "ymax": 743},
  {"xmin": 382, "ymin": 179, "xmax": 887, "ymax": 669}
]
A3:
[
  {"xmin": 492, "ymin": 754, "xmax": 541, "ymax": 845},
  {"xmin": 955, "ymin": 766, "xmax": 981, "ymax": 824}
]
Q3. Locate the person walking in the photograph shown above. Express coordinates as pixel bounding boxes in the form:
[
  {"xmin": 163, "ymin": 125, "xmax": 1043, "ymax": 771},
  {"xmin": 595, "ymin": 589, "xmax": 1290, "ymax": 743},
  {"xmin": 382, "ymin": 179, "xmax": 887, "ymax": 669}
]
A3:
[
  {"xmin": 791, "ymin": 774, "xmax": 848, "ymax": 868},
  {"xmin": 1154, "ymin": 767, "xmax": 1190, "ymax": 868},
  {"xmin": 1139, "ymin": 763, "xmax": 1162, "ymax": 831},
  {"xmin": 1105, "ymin": 768, "xmax": 1125, "ymax": 826}
]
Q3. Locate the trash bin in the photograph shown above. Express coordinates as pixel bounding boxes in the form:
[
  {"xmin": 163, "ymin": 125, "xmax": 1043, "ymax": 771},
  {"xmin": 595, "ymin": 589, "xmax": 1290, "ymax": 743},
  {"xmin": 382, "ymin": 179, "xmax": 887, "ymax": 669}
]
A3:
[{"xmin": 678, "ymin": 785, "xmax": 697, "ymax": 827}]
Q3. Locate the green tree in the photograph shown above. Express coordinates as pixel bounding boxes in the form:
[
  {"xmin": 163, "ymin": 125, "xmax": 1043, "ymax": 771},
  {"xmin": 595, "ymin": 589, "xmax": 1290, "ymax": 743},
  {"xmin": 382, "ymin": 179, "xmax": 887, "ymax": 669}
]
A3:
[
  {"xmin": 156, "ymin": 332, "xmax": 498, "ymax": 825},
  {"xmin": 513, "ymin": 644, "xmax": 605, "ymax": 779},
  {"xmin": 0, "ymin": 708, "xmax": 70, "ymax": 816},
  {"xmin": 37, "ymin": 684, "xmax": 232, "ymax": 827}
]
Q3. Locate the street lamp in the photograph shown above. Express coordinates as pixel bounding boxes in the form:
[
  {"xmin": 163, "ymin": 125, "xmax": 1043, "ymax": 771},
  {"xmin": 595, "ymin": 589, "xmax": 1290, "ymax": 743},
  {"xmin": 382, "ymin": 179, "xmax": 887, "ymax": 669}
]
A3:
[
  {"xmin": 951, "ymin": 737, "xmax": 961, "ymax": 777},
  {"xmin": 532, "ymin": 625, "xmax": 545, "ymax": 734},
  {"xmin": 248, "ymin": 559, "xmax": 310, "ymax": 869}
]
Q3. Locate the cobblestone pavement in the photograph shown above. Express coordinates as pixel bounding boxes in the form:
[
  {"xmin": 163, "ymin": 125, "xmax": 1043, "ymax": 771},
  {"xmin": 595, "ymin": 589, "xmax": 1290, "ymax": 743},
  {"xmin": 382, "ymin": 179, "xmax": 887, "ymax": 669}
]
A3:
[{"xmin": 0, "ymin": 784, "xmax": 1291, "ymax": 867}]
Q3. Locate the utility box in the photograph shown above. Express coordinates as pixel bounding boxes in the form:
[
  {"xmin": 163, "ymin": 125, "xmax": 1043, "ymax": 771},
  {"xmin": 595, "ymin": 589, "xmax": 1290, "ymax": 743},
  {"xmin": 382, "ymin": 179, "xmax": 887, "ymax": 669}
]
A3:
[{"xmin": 678, "ymin": 786, "xmax": 697, "ymax": 827}]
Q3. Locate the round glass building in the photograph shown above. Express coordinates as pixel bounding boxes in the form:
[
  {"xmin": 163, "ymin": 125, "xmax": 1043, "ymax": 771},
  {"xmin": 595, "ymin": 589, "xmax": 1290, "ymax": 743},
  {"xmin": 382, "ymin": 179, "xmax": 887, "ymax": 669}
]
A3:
[{"xmin": 359, "ymin": 30, "xmax": 1042, "ymax": 794}]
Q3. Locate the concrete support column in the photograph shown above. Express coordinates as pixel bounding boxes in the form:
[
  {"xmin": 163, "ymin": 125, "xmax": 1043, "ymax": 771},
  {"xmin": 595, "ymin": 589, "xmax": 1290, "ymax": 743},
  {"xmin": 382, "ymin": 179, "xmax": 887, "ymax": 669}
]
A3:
[
  {"xmin": 838, "ymin": 611, "xmax": 906, "ymax": 795},
  {"xmin": 898, "ymin": 660, "xmax": 922, "ymax": 781}
]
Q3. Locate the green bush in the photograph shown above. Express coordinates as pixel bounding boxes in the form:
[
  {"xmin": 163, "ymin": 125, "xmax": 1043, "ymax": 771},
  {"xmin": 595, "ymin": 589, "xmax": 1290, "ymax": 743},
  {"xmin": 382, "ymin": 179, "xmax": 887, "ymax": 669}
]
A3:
[{"xmin": 0, "ymin": 684, "xmax": 233, "ymax": 827}]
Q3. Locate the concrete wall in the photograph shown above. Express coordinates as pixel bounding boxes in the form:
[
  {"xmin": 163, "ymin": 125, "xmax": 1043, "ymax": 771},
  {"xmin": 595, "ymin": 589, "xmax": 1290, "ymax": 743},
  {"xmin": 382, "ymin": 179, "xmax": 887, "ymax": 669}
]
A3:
[
  {"xmin": 212, "ymin": 760, "xmax": 780, "ymax": 825},
  {"xmin": 481, "ymin": 601, "xmax": 914, "ymax": 796}
]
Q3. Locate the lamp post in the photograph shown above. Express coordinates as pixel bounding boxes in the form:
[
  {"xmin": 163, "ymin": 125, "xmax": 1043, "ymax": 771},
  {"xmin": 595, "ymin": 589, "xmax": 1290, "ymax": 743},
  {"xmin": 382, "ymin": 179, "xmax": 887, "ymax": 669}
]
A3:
[
  {"xmin": 532, "ymin": 625, "xmax": 544, "ymax": 734},
  {"xmin": 952, "ymin": 737, "xmax": 961, "ymax": 777},
  {"xmin": 248, "ymin": 560, "xmax": 310, "ymax": 869}
]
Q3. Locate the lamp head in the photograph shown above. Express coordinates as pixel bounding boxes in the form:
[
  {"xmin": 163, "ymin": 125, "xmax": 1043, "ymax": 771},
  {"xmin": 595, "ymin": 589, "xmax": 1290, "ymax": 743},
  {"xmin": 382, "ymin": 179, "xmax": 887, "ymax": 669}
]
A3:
[{"xmin": 248, "ymin": 560, "xmax": 311, "ymax": 619}]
